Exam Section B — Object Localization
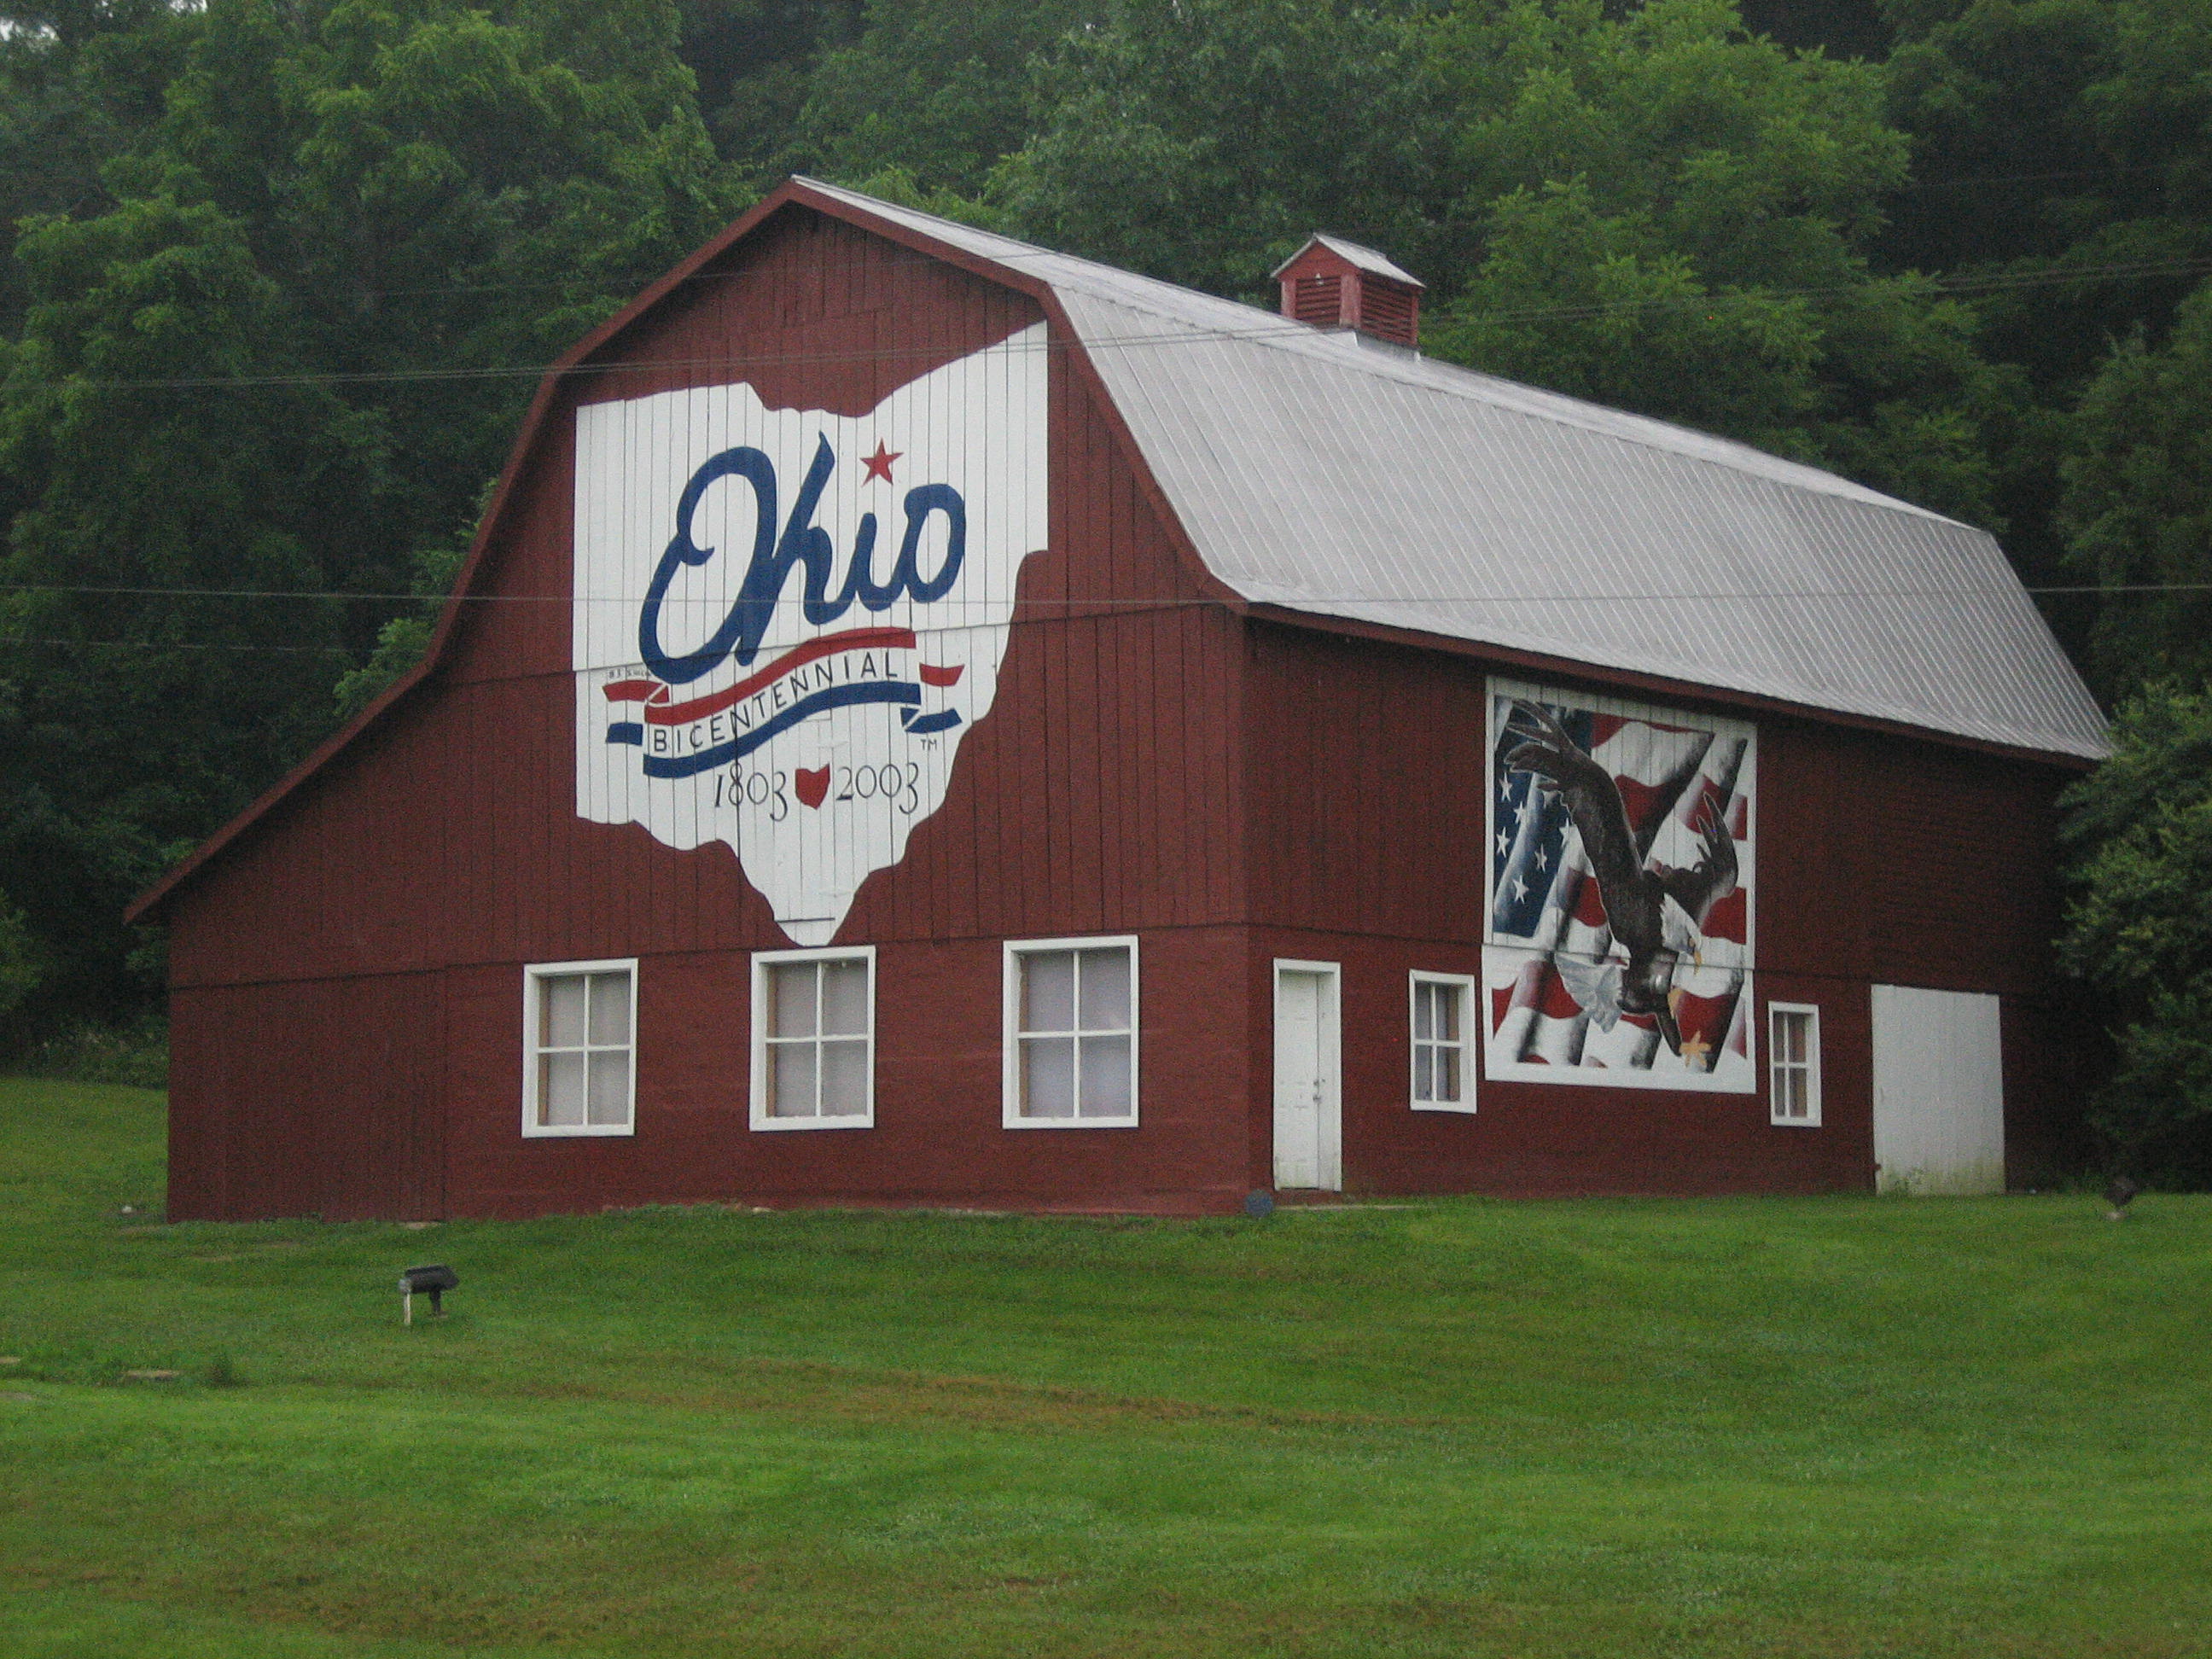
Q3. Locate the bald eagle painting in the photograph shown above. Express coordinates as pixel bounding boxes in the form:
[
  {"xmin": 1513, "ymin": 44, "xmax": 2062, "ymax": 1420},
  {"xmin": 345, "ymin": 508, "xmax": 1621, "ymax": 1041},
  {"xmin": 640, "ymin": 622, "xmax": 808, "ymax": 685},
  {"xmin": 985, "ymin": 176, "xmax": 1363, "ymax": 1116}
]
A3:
[{"xmin": 1484, "ymin": 680, "xmax": 1757, "ymax": 1091}]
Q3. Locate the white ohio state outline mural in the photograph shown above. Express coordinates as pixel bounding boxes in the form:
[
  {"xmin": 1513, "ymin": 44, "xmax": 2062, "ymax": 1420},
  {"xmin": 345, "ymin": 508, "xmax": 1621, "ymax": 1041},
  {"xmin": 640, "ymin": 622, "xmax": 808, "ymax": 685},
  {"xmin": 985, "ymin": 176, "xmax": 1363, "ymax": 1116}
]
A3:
[
  {"xmin": 573, "ymin": 324, "xmax": 1048, "ymax": 945},
  {"xmin": 1483, "ymin": 677, "xmax": 1758, "ymax": 1091}
]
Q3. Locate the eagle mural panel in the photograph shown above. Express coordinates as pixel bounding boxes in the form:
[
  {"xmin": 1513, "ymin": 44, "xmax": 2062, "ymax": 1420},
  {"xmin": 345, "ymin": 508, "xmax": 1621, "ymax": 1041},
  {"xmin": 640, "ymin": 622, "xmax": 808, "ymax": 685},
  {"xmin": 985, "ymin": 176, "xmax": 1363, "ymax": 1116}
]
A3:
[{"xmin": 1483, "ymin": 678, "xmax": 1758, "ymax": 1092}]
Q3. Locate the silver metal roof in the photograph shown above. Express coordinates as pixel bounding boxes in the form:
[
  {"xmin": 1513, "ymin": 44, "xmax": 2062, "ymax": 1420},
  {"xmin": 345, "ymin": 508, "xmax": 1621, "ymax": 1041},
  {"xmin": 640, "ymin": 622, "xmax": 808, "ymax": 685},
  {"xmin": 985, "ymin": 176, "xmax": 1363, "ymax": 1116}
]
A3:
[
  {"xmin": 802, "ymin": 180, "xmax": 2108, "ymax": 760},
  {"xmin": 1272, "ymin": 232, "xmax": 1425, "ymax": 288}
]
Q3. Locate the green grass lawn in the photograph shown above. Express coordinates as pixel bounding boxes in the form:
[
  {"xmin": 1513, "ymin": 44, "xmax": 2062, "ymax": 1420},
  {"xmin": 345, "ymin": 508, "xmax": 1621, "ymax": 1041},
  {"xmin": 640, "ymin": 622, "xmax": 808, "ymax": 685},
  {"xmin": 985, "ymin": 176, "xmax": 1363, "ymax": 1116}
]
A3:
[{"xmin": 3, "ymin": 1079, "xmax": 2209, "ymax": 1657}]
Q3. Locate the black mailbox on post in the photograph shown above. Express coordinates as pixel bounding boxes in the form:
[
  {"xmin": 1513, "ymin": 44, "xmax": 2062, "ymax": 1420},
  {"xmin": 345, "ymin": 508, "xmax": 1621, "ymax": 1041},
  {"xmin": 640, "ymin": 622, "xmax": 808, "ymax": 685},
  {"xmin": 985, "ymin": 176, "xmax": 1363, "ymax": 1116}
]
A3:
[{"xmin": 399, "ymin": 1264, "xmax": 458, "ymax": 1324}]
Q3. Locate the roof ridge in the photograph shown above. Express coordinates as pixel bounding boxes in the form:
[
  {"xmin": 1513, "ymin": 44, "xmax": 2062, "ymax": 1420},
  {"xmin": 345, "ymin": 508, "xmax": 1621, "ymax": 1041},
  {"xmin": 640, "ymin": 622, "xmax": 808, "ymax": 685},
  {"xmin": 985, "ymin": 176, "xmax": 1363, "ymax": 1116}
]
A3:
[{"xmin": 796, "ymin": 178, "xmax": 1947, "ymax": 524}]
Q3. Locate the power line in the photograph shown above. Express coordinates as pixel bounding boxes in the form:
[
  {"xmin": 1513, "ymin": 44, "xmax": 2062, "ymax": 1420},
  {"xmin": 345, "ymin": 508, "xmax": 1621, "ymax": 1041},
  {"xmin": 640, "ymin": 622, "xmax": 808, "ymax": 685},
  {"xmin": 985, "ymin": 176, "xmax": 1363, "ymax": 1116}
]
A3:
[
  {"xmin": 55, "ymin": 251, "xmax": 2212, "ymax": 395},
  {"xmin": 0, "ymin": 579, "xmax": 2203, "ymax": 649},
  {"xmin": 3, "ymin": 580, "xmax": 2207, "ymax": 602}
]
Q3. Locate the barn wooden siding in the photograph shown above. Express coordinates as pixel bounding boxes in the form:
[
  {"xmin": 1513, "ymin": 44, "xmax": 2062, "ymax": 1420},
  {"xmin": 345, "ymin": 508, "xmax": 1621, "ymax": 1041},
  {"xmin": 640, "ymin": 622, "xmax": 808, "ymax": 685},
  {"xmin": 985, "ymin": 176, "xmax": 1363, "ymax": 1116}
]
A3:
[
  {"xmin": 1237, "ymin": 620, "xmax": 2082, "ymax": 1196},
  {"xmin": 159, "ymin": 201, "xmax": 2089, "ymax": 1220},
  {"xmin": 165, "ymin": 207, "xmax": 1254, "ymax": 1220}
]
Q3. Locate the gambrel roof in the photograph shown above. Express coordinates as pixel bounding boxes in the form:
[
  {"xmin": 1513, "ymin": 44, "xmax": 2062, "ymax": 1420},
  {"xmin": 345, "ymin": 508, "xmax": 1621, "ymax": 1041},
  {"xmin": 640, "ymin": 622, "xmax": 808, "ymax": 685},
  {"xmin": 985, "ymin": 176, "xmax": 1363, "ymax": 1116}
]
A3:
[
  {"xmin": 129, "ymin": 178, "xmax": 2104, "ymax": 923},
  {"xmin": 806, "ymin": 179, "xmax": 2108, "ymax": 762}
]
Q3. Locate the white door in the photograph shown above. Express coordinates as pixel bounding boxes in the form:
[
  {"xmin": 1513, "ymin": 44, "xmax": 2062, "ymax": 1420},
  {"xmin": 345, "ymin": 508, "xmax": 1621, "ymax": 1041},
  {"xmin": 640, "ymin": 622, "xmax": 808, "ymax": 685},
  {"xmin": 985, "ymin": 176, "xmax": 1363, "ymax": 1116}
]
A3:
[
  {"xmin": 1273, "ymin": 962, "xmax": 1342, "ymax": 1191},
  {"xmin": 1871, "ymin": 985, "xmax": 2005, "ymax": 1195}
]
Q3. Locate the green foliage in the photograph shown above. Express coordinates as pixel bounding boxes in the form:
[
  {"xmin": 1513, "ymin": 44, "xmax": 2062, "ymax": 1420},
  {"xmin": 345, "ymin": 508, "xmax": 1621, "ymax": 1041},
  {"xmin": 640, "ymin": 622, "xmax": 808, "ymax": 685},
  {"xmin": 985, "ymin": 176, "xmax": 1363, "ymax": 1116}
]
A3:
[
  {"xmin": 1881, "ymin": 0, "xmax": 2212, "ymax": 388},
  {"xmin": 984, "ymin": 0, "xmax": 2003, "ymax": 520},
  {"xmin": 330, "ymin": 539, "xmax": 469, "ymax": 723},
  {"xmin": 1420, "ymin": 0, "xmax": 1999, "ymax": 517},
  {"xmin": 677, "ymin": 1, "xmax": 862, "ymax": 184},
  {"xmin": 2058, "ymin": 680, "xmax": 2212, "ymax": 1181},
  {"xmin": 1877, "ymin": 0, "xmax": 2212, "ymax": 640},
  {"xmin": 0, "ymin": 0, "xmax": 733, "ymax": 1027},
  {"xmin": 791, "ymin": 0, "xmax": 1086, "ymax": 198},
  {"xmin": 2058, "ymin": 277, "xmax": 2212, "ymax": 700},
  {"xmin": 7, "ymin": 1009, "xmax": 167, "ymax": 1086},
  {"xmin": 0, "ymin": 892, "xmax": 40, "ymax": 1019},
  {"xmin": 992, "ymin": 0, "xmax": 1439, "ymax": 298}
]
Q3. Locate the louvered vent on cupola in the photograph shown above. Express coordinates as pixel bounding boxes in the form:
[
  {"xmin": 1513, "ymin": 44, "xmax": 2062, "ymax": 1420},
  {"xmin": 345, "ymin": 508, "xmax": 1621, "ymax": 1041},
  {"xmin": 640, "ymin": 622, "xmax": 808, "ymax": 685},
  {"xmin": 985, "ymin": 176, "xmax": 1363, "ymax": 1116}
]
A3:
[{"xmin": 1272, "ymin": 233, "xmax": 1424, "ymax": 349}]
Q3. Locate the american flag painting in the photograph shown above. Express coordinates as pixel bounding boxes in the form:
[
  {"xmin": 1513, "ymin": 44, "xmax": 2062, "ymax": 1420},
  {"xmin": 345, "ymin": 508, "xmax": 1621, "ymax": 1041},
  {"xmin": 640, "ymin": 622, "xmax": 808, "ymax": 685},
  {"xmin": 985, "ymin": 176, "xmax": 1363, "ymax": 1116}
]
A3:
[{"xmin": 1483, "ymin": 678, "xmax": 1757, "ymax": 1092}]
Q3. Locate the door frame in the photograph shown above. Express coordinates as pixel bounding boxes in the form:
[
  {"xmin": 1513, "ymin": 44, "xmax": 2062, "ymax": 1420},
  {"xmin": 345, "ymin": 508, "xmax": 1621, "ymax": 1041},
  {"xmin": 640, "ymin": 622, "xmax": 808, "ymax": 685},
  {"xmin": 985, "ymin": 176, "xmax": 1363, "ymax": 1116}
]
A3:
[{"xmin": 1272, "ymin": 958, "xmax": 1343, "ymax": 1192}]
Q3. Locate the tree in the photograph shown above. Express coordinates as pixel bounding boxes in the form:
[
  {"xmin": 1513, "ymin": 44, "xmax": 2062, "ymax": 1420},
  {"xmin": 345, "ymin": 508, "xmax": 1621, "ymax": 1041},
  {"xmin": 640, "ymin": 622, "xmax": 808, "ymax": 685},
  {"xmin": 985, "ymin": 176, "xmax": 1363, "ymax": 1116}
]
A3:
[
  {"xmin": 2057, "ymin": 679, "xmax": 2212, "ymax": 1185},
  {"xmin": 981, "ymin": 0, "xmax": 2004, "ymax": 521},
  {"xmin": 2056, "ymin": 278, "xmax": 2212, "ymax": 701},
  {"xmin": 787, "ymin": 0, "xmax": 1088, "ymax": 200},
  {"xmin": 1875, "ymin": 1, "xmax": 2212, "ymax": 652},
  {"xmin": 0, "ymin": 0, "xmax": 732, "ymax": 1025},
  {"xmin": 0, "ymin": 3, "xmax": 194, "ymax": 329},
  {"xmin": 1421, "ymin": 0, "xmax": 2001, "ymax": 520},
  {"xmin": 991, "ymin": 0, "xmax": 1440, "ymax": 299},
  {"xmin": 674, "ymin": 0, "xmax": 859, "ymax": 185}
]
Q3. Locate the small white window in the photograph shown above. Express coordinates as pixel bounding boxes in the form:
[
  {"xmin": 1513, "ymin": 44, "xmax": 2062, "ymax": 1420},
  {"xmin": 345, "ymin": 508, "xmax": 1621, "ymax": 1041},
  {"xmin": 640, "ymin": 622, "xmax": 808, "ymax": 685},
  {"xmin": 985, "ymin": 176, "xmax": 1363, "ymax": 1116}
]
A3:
[
  {"xmin": 522, "ymin": 959, "xmax": 637, "ymax": 1137},
  {"xmin": 1769, "ymin": 1002, "xmax": 1822, "ymax": 1126},
  {"xmin": 1004, "ymin": 936, "xmax": 1138, "ymax": 1127},
  {"xmin": 751, "ymin": 947, "xmax": 876, "ymax": 1130},
  {"xmin": 1410, "ymin": 972, "xmax": 1476, "ymax": 1113}
]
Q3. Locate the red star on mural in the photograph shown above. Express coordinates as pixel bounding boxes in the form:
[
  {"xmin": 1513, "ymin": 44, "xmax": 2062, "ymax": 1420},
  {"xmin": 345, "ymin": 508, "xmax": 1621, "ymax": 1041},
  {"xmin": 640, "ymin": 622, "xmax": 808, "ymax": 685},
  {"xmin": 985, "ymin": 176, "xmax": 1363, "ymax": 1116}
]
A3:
[{"xmin": 862, "ymin": 440, "xmax": 901, "ymax": 484}]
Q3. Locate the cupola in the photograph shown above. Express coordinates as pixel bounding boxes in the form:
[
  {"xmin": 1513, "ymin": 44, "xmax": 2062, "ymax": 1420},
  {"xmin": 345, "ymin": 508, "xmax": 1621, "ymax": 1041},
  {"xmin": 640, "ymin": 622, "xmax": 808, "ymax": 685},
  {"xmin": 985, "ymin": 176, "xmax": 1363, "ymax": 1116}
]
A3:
[{"xmin": 1272, "ymin": 233, "xmax": 1424, "ymax": 350}]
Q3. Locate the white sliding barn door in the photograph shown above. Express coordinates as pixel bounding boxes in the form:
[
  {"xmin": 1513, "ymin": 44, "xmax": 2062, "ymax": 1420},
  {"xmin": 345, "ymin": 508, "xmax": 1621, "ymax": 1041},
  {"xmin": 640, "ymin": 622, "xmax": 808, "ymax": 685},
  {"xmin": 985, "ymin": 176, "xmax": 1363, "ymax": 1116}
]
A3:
[
  {"xmin": 1871, "ymin": 986, "xmax": 2005, "ymax": 1195},
  {"xmin": 1272, "ymin": 962, "xmax": 1342, "ymax": 1191}
]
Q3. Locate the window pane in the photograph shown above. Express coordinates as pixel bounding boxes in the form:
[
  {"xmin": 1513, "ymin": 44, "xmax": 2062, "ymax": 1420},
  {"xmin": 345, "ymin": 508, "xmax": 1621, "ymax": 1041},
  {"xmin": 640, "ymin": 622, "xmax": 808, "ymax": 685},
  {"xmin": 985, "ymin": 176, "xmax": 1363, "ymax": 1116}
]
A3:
[
  {"xmin": 1413, "ymin": 983, "xmax": 1435, "ymax": 1041},
  {"xmin": 1022, "ymin": 1035, "xmax": 1075, "ymax": 1117},
  {"xmin": 820, "ymin": 959, "xmax": 869, "ymax": 1037},
  {"xmin": 1078, "ymin": 1033, "xmax": 1132, "ymax": 1117},
  {"xmin": 540, "ymin": 1051, "xmax": 586, "ymax": 1126},
  {"xmin": 1078, "ymin": 948, "xmax": 1131, "ymax": 1032},
  {"xmin": 770, "ymin": 962, "xmax": 818, "ymax": 1039},
  {"xmin": 588, "ymin": 972, "xmax": 632, "ymax": 1045},
  {"xmin": 542, "ymin": 975, "xmax": 587, "ymax": 1048},
  {"xmin": 819, "ymin": 1039, "xmax": 869, "ymax": 1115},
  {"xmin": 1022, "ymin": 951, "xmax": 1076, "ymax": 1033},
  {"xmin": 586, "ymin": 1050, "xmax": 631, "ymax": 1126},
  {"xmin": 1435, "ymin": 986, "xmax": 1460, "ymax": 1044},
  {"xmin": 1778, "ymin": 1010, "xmax": 1806, "ymax": 1065},
  {"xmin": 1776, "ymin": 1068, "xmax": 1803, "ymax": 1120},
  {"xmin": 771, "ymin": 1041, "xmax": 818, "ymax": 1116},
  {"xmin": 1413, "ymin": 1045, "xmax": 1434, "ymax": 1102},
  {"xmin": 1438, "ymin": 1045, "xmax": 1462, "ymax": 1102}
]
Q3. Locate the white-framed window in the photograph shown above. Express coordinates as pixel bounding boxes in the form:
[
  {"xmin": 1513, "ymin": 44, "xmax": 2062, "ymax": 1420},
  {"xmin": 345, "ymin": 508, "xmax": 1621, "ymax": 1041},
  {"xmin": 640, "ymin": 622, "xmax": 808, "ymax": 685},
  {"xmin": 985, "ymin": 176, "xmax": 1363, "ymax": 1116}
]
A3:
[
  {"xmin": 751, "ymin": 946, "xmax": 876, "ymax": 1130},
  {"xmin": 521, "ymin": 958, "xmax": 637, "ymax": 1137},
  {"xmin": 1410, "ymin": 971, "xmax": 1476, "ymax": 1112},
  {"xmin": 1769, "ymin": 1001, "xmax": 1822, "ymax": 1126},
  {"xmin": 1004, "ymin": 936, "xmax": 1138, "ymax": 1127}
]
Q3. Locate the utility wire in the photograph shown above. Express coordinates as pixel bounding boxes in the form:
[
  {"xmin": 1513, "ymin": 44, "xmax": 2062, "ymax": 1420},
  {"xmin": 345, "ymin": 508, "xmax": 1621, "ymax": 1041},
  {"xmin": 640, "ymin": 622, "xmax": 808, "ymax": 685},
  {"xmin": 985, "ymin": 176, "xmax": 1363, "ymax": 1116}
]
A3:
[
  {"xmin": 3, "ymin": 580, "xmax": 2207, "ymax": 606},
  {"xmin": 0, "ymin": 581, "xmax": 2200, "ymax": 655},
  {"xmin": 114, "ymin": 162, "xmax": 2195, "ymax": 306},
  {"xmin": 57, "ymin": 251, "xmax": 2212, "ymax": 394}
]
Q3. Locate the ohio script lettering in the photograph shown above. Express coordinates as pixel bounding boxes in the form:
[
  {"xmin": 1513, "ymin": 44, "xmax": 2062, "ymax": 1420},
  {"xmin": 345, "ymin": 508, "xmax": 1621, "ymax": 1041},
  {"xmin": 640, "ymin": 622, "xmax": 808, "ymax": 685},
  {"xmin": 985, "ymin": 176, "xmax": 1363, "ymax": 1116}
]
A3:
[{"xmin": 572, "ymin": 324, "xmax": 1049, "ymax": 945}]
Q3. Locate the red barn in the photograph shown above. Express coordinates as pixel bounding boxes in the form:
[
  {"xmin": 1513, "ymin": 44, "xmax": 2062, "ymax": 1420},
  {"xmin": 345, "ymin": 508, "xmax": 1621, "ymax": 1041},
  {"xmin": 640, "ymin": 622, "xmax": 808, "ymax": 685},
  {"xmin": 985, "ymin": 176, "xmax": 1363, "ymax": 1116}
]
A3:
[{"xmin": 131, "ymin": 179, "xmax": 2109, "ymax": 1221}]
